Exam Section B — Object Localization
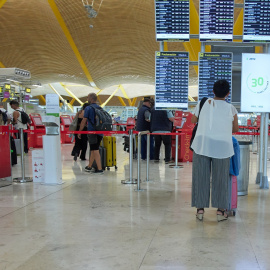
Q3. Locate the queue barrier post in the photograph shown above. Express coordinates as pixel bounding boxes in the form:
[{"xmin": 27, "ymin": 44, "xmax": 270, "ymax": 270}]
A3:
[
  {"xmin": 121, "ymin": 129, "xmax": 137, "ymax": 184},
  {"xmin": 13, "ymin": 128, "xmax": 33, "ymax": 183},
  {"xmin": 146, "ymin": 133, "xmax": 150, "ymax": 182},
  {"xmin": 170, "ymin": 130, "xmax": 183, "ymax": 169},
  {"xmin": 256, "ymin": 114, "xmax": 264, "ymax": 185},
  {"xmin": 135, "ymin": 131, "xmax": 149, "ymax": 191}
]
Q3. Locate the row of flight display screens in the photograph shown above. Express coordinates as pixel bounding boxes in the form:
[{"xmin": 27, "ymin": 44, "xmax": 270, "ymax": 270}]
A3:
[
  {"xmin": 155, "ymin": 52, "xmax": 232, "ymax": 110},
  {"xmin": 156, "ymin": 0, "xmax": 270, "ymax": 42}
]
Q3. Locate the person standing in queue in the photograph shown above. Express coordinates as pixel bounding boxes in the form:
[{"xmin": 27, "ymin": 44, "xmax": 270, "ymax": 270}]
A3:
[
  {"xmin": 78, "ymin": 93, "xmax": 103, "ymax": 175},
  {"xmin": 191, "ymin": 79, "xmax": 239, "ymax": 222},
  {"xmin": 71, "ymin": 102, "xmax": 89, "ymax": 161},
  {"xmin": 151, "ymin": 108, "xmax": 174, "ymax": 164},
  {"xmin": 9, "ymin": 100, "xmax": 29, "ymax": 153},
  {"xmin": 136, "ymin": 97, "xmax": 154, "ymax": 160}
]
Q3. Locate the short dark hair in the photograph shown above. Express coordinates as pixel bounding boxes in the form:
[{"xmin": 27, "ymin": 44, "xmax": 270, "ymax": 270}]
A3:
[
  {"xmin": 213, "ymin": 80, "xmax": 230, "ymax": 98},
  {"xmin": 88, "ymin": 93, "xmax": 97, "ymax": 102},
  {"xmin": 82, "ymin": 102, "xmax": 89, "ymax": 110},
  {"xmin": 9, "ymin": 100, "xmax": 19, "ymax": 107}
]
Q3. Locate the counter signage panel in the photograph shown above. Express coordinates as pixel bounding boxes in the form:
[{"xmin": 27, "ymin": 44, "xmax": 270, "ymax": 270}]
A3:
[
  {"xmin": 155, "ymin": 51, "xmax": 189, "ymax": 110},
  {"xmin": 241, "ymin": 53, "xmax": 270, "ymax": 112},
  {"xmin": 199, "ymin": 0, "xmax": 234, "ymax": 42},
  {"xmin": 155, "ymin": 0, "xmax": 189, "ymax": 42},
  {"xmin": 243, "ymin": 0, "xmax": 270, "ymax": 42},
  {"xmin": 198, "ymin": 52, "xmax": 232, "ymax": 101}
]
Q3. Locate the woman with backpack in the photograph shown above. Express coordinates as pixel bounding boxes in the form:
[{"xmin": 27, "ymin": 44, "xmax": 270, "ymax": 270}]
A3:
[
  {"xmin": 190, "ymin": 80, "xmax": 239, "ymax": 222},
  {"xmin": 10, "ymin": 100, "xmax": 29, "ymax": 154}
]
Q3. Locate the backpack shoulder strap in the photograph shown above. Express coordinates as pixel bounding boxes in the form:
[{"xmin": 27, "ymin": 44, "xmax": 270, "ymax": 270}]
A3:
[{"xmin": 197, "ymin": 97, "xmax": 208, "ymax": 121}]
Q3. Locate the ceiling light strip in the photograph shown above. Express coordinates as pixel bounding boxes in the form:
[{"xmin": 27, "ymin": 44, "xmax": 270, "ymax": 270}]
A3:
[{"xmin": 48, "ymin": 0, "xmax": 99, "ymax": 89}]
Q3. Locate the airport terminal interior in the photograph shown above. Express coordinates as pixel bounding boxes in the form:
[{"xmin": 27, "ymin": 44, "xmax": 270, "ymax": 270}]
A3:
[{"xmin": 1, "ymin": 0, "xmax": 270, "ymax": 269}]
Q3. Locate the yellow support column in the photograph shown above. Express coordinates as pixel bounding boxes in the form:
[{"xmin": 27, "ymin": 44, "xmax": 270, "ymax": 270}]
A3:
[
  {"xmin": 100, "ymin": 88, "xmax": 119, "ymax": 108},
  {"xmin": 118, "ymin": 85, "xmax": 132, "ymax": 106},
  {"xmin": 38, "ymin": 95, "xmax": 46, "ymax": 105},
  {"xmin": 49, "ymin": 84, "xmax": 74, "ymax": 112},
  {"xmin": 70, "ymin": 98, "xmax": 76, "ymax": 106},
  {"xmin": 0, "ymin": 0, "xmax": 7, "ymax": 9},
  {"xmin": 183, "ymin": 0, "xmax": 200, "ymax": 74},
  {"xmin": 118, "ymin": 97, "xmax": 126, "ymax": 106},
  {"xmin": 48, "ymin": 0, "xmax": 99, "ymax": 89},
  {"xmin": 131, "ymin": 98, "xmax": 137, "ymax": 106},
  {"xmin": 60, "ymin": 83, "xmax": 84, "ymax": 105},
  {"xmin": 97, "ymin": 96, "xmax": 102, "ymax": 105}
]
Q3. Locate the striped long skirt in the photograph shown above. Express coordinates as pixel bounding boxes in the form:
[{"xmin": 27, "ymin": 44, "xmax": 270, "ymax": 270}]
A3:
[{"xmin": 192, "ymin": 152, "xmax": 230, "ymax": 209}]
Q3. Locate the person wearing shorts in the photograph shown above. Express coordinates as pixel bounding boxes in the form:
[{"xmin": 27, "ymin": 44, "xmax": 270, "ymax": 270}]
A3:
[{"xmin": 78, "ymin": 93, "xmax": 103, "ymax": 174}]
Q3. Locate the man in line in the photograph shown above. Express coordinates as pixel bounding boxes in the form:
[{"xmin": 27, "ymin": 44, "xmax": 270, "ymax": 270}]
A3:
[
  {"xmin": 9, "ymin": 100, "xmax": 28, "ymax": 153},
  {"xmin": 0, "ymin": 102, "xmax": 12, "ymax": 125},
  {"xmin": 78, "ymin": 93, "xmax": 103, "ymax": 174},
  {"xmin": 136, "ymin": 97, "xmax": 154, "ymax": 160},
  {"xmin": 151, "ymin": 108, "xmax": 174, "ymax": 164}
]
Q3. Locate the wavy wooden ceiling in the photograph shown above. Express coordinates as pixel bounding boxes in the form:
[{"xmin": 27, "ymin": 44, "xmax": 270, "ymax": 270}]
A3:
[{"xmin": 0, "ymin": 0, "xmax": 243, "ymax": 92}]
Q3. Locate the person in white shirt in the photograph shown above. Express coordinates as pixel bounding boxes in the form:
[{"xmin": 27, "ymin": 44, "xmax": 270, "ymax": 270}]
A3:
[
  {"xmin": 0, "ymin": 102, "xmax": 12, "ymax": 124},
  {"xmin": 191, "ymin": 80, "xmax": 239, "ymax": 222},
  {"xmin": 10, "ymin": 100, "xmax": 29, "ymax": 153}
]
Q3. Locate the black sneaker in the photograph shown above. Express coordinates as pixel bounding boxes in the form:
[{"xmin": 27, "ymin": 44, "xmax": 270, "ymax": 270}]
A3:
[{"xmin": 84, "ymin": 166, "xmax": 93, "ymax": 172}]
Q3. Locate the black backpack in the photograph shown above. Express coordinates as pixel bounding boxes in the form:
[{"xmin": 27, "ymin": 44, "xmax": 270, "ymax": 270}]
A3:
[
  {"xmin": 89, "ymin": 105, "xmax": 112, "ymax": 131},
  {"xmin": 16, "ymin": 110, "xmax": 31, "ymax": 125},
  {"xmin": 0, "ymin": 110, "xmax": 8, "ymax": 125}
]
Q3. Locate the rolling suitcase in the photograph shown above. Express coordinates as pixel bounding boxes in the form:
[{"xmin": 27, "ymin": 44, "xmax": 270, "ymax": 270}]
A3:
[
  {"xmin": 91, "ymin": 146, "xmax": 107, "ymax": 171},
  {"xmin": 227, "ymin": 175, "xmax": 238, "ymax": 216},
  {"xmin": 102, "ymin": 136, "xmax": 117, "ymax": 170}
]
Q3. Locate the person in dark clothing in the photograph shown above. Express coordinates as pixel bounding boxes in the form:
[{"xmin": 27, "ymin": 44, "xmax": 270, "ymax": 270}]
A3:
[
  {"xmin": 136, "ymin": 97, "xmax": 154, "ymax": 160},
  {"xmin": 71, "ymin": 103, "xmax": 89, "ymax": 161},
  {"xmin": 151, "ymin": 109, "xmax": 174, "ymax": 163}
]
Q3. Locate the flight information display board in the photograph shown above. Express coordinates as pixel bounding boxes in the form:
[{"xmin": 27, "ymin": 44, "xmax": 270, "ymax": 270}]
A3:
[
  {"xmin": 198, "ymin": 52, "xmax": 232, "ymax": 101},
  {"xmin": 155, "ymin": 52, "xmax": 189, "ymax": 110},
  {"xmin": 199, "ymin": 0, "xmax": 234, "ymax": 42},
  {"xmin": 155, "ymin": 0, "xmax": 189, "ymax": 42},
  {"xmin": 241, "ymin": 53, "xmax": 270, "ymax": 112},
  {"xmin": 243, "ymin": 0, "xmax": 270, "ymax": 42}
]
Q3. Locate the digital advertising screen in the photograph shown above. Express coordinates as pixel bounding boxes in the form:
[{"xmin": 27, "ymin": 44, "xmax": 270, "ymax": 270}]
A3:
[
  {"xmin": 155, "ymin": 51, "xmax": 189, "ymax": 110},
  {"xmin": 155, "ymin": 0, "xmax": 189, "ymax": 42},
  {"xmin": 199, "ymin": 0, "xmax": 234, "ymax": 42},
  {"xmin": 198, "ymin": 52, "xmax": 233, "ymax": 101},
  {"xmin": 243, "ymin": 0, "xmax": 270, "ymax": 42},
  {"xmin": 241, "ymin": 53, "xmax": 270, "ymax": 112}
]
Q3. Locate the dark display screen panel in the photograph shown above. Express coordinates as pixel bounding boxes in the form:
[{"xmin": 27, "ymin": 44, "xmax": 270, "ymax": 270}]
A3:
[
  {"xmin": 198, "ymin": 52, "xmax": 232, "ymax": 101},
  {"xmin": 199, "ymin": 0, "xmax": 234, "ymax": 41},
  {"xmin": 243, "ymin": 0, "xmax": 270, "ymax": 42},
  {"xmin": 155, "ymin": 0, "xmax": 189, "ymax": 42},
  {"xmin": 155, "ymin": 52, "xmax": 189, "ymax": 110}
]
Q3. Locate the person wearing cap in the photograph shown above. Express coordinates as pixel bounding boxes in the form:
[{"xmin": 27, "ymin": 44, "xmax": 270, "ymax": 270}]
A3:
[{"xmin": 136, "ymin": 97, "xmax": 154, "ymax": 160}]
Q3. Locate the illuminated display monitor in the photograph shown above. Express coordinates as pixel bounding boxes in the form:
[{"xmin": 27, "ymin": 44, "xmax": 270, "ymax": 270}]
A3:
[
  {"xmin": 0, "ymin": 87, "xmax": 2, "ymax": 93},
  {"xmin": 33, "ymin": 117, "xmax": 43, "ymax": 126},
  {"xmin": 199, "ymin": 0, "xmax": 234, "ymax": 42},
  {"xmin": 198, "ymin": 52, "xmax": 233, "ymax": 101},
  {"xmin": 155, "ymin": 0, "xmax": 189, "ymax": 42},
  {"xmin": 155, "ymin": 51, "xmax": 189, "ymax": 110},
  {"xmin": 62, "ymin": 117, "xmax": 72, "ymax": 125},
  {"xmin": 4, "ymin": 84, "xmax": 11, "ymax": 91},
  {"xmin": 243, "ymin": 0, "xmax": 270, "ymax": 42},
  {"xmin": 25, "ymin": 88, "xmax": 31, "ymax": 93}
]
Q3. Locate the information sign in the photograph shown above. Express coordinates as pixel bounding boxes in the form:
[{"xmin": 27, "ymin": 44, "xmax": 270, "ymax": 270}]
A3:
[
  {"xmin": 46, "ymin": 94, "xmax": 59, "ymax": 117},
  {"xmin": 198, "ymin": 52, "xmax": 232, "ymax": 101},
  {"xmin": 243, "ymin": 0, "xmax": 270, "ymax": 42},
  {"xmin": 155, "ymin": 0, "xmax": 189, "ymax": 42},
  {"xmin": 155, "ymin": 51, "xmax": 189, "ymax": 110},
  {"xmin": 241, "ymin": 53, "xmax": 270, "ymax": 112},
  {"xmin": 199, "ymin": 0, "xmax": 234, "ymax": 42}
]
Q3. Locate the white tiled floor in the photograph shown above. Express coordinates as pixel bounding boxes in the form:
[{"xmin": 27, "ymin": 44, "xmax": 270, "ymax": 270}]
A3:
[{"xmin": 0, "ymin": 138, "xmax": 270, "ymax": 270}]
